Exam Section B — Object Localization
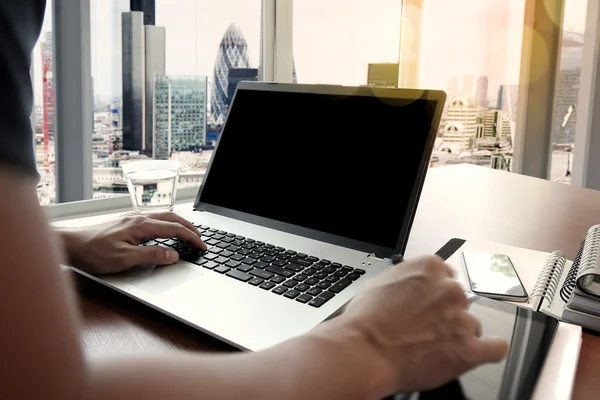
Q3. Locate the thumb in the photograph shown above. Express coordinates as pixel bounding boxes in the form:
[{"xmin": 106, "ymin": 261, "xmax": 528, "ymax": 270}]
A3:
[
  {"xmin": 128, "ymin": 245, "xmax": 180, "ymax": 266},
  {"xmin": 467, "ymin": 337, "xmax": 510, "ymax": 366}
]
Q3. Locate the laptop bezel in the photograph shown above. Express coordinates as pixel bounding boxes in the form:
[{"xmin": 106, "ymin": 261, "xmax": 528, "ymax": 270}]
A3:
[{"xmin": 194, "ymin": 82, "xmax": 446, "ymax": 259}]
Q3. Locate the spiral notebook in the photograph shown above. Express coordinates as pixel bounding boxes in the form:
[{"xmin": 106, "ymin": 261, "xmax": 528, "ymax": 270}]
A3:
[{"xmin": 439, "ymin": 234, "xmax": 600, "ymax": 328}]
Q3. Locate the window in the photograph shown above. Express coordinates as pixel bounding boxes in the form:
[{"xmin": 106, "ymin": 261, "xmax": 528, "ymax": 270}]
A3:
[
  {"xmin": 294, "ymin": 0, "xmax": 525, "ymax": 173},
  {"xmin": 549, "ymin": 0, "xmax": 587, "ymax": 184},
  {"xmin": 90, "ymin": 0, "xmax": 262, "ymax": 199},
  {"xmin": 32, "ymin": 0, "xmax": 55, "ymax": 205}
]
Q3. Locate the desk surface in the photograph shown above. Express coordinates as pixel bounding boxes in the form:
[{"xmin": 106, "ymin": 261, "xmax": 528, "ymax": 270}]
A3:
[{"xmin": 73, "ymin": 164, "xmax": 600, "ymax": 399}]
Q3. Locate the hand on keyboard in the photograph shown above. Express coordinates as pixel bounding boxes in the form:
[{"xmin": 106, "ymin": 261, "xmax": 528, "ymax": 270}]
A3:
[
  {"xmin": 59, "ymin": 212, "xmax": 206, "ymax": 274},
  {"xmin": 314, "ymin": 255, "xmax": 509, "ymax": 395}
]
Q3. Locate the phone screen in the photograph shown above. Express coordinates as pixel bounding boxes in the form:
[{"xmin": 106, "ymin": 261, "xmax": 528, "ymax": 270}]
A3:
[{"xmin": 462, "ymin": 252, "xmax": 528, "ymax": 299}]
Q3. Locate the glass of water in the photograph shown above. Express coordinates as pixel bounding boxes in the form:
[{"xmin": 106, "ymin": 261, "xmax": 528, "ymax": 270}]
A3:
[{"xmin": 122, "ymin": 160, "xmax": 181, "ymax": 213}]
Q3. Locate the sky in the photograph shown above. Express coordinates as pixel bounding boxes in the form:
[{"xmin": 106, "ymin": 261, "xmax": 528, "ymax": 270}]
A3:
[{"xmin": 33, "ymin": 0, "xmax": 589, "ymax": 105}]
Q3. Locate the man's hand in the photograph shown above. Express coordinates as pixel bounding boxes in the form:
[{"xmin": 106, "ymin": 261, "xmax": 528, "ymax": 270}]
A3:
[
  {"xmin": 315, "ymin": 255, "xmax": 509, "ymax": 396},
  {"xmin": 58, "ymin": 213, "xmax": 207, "ymax": 274}
]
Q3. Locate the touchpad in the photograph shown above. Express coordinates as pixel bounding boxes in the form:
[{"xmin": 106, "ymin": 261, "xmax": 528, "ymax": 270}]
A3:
[{"xmin": 119, "ymin": 263, "xmax": 203, "ymax": 295}]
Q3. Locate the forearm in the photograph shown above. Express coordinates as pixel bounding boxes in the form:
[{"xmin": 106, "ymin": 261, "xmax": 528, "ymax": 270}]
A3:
[{"xmin": 82, "ymin": 319, "xmax": 392, "ymax": 400}]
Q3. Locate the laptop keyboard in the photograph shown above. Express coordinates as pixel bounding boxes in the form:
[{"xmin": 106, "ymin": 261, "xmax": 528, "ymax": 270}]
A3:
[{"xmin": 140, "ymin": 224, "xmax": 365, "ymax": 308}]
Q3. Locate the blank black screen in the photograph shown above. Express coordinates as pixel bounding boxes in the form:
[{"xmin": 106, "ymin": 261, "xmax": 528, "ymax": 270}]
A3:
[{"xmin": 200, "ymin": 88, "xmax": 437, "ymax": 249}]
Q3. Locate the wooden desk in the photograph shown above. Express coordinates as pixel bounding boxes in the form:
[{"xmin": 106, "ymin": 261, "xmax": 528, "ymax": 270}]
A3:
[{"xmin": 74, "ymin": 164, "xmax": 600, "ymax": 399}]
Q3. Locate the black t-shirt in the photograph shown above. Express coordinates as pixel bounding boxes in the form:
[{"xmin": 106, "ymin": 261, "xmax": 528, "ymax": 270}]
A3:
[{"xmin": 0, "ymin": 1, "xmax": 46, "ymax": 176}]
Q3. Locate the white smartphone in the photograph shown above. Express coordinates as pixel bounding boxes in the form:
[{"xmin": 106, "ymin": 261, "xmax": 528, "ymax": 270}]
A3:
[{"xmin": 461, "ymin": 252, "xmax": 529, "ymax": 302}]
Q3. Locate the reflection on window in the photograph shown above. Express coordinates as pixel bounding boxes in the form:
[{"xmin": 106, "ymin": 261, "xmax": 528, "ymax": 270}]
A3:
[{"xmin": 90, "ymin": 0, "xmax": 261, "ymax": 199}]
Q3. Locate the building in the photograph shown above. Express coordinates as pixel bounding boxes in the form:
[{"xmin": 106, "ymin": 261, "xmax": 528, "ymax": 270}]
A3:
[
  {"xmin": 496, "ymin": 84, "xmax": 519, "ymax": 116},
  {"xmin": 226, "ymin": 68, "xmax": 258, "ymax": 111},
  {"xmin": 211, "ymin": 24, "xmax": 251, "ymax": 124},
  {"xmin": 479, "ymin": 109, "xmax": 511, "ymax": 139},
  {"xmin": 442, "ymin": 96, "xmax": 480, "ymax": 150},
  {"xmin": 552, "ymin": 31, "xmax": 584, "ymax": 144},
  {"xmin": 41, "ymin": 31, "xmax": 55, "ymax": 139},
  {"xmin": 121, "ymin": 11, "xmax": 165, "ymax": 154},
  {"xmin": 153, "ymin": 76, "xmax": 208, "ymax": 159},
  {"xmin": 366, "ymin": 63, "xmax": 399, "ymax": 88},
  {"xmin": 475, "ymin": 76, "xmax": 489, "ymax": 108},
  {"xmin": 461, "ymin": 74, "xmax": 474, "ymax": 98},
  {"xmin": 446, "ymin": 77, "xmax": 459, "ymax": 99},
  {"xmin": 130, "ymin": 0, "xmax": 155, "ymax": 25}
]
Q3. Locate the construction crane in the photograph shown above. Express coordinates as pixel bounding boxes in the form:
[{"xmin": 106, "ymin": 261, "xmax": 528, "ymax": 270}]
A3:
[{"xmin": 41, "ymin": 43, "xmax": 53, "ymax": 176}]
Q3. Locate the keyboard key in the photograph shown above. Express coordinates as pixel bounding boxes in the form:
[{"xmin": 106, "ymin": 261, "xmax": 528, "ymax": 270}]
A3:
[
  {"xmin": 215, "ymin": 266, "xmax": 231, "ymax": 274},
  {"xmin": 226, "ymin": 269, "xmax": 252, "ymax": 282},
  {"xmin": 208, "ymin": 228, "xmax": 218, "ymax": 232},
  {"xmin": 293, "ymin": 273, "xmax": 308, "ymax": 282},
  {"xmin": 265, "ymin": 244, "xmax": 275, "ymax": 249},
  {"xmin": 323, "ymin": 266, "xmax": 336, "ymax": 274},
  {"xmin": 285, "ymin": 250, "xmax": 297, "ymax": 256},
  {"xmin": 347, "ymin": 273, "xmax": 361, "ymax": 281},
  {"xmin": 237, "ymin": 264, "xmax": 253, "ymax": 273},
  {"xmin": 266, "ymin": 265, "xmax": 294, "ymax": 277},
  {"xmin": 334, "ymin": 270, "xmax": 348, "ymax": 277},
  {"xmin": 238, "ymin": 248, "xmax": 251, "ymax": 256},
  {"xmin": 275, "ymin": 253, "xmax": 291, "ymax": 260},
  {"xmin": 249, "ymin": 269, "xmax": 274, "ymax": 280},
  {"xmin": 221, "ymin": 237, "xmax": 234, "ymax": 243},
  {"xmin": 283, "ymin": 280, "xmax": 298, "ymax": 288},
  {"xmin": 304, "ymin": 268, "xmax": 316, "ymax": 276},
  {"xmin": 317, "ymin": 281, "xmax": 332, "ymax": 289},
  {"xmin": 254, "ymin": 261, "xmax": 269, "ymax": 269},
  {"xmin": 272, "ymin": 286, "xmax": 288, "ymax": 295},
  {"xmin": 256, "ymin": 241, "xmax": 265, "ymax": 246},
  {"xmin": 272, "ymin": 259, "xmax": 288, "ymax": 267},
  {"xmin": 163, "ymin": 239, "xmax": 179, "ymax": 246},
  {"xmin": 296, "ymin": 253, "xmax": 308, "ymax": 259},
  {"xmin": 242, "ymin": 243, "xmax": 255, "ymax": 250},
  {"xmin": 306, "ymin": 287, "xmax": 323, "ymax": 296},
  {"xmin": 248, "ymin": 252, "xmax": 262, "ymax": 259},
  {"xmin": 217, "ymin": 230, "xmax": 227, "ymax": 235},
  {"xmin": 355, "ymin": 269, "xmax": 366, "ymax": 275},
  {"xmin": 216, "ymin": 242, "xmax": 230, "ymax": 249},
  {"xmin": 226, "ymin": 233, "xmax": 236, "ymax": 238},
  {"xmin": 153, "ymin": 238, "xmax": 168, "ymax": 243},
  {"xmin": 342, "ymin": 266, "xmax": 354, "ymax": 272},
  {"xmin": 325, "ymin": 275, "xmax": 341, "ymax": 283},
  {"xmin": 203, "ymin": 261, "xmax": 219, "ymax": 270},
  {"xmin": 329, "ymin": 279, "xmax": 352, "ymax": 294},
  {"xmin": 221, "ymin": 250, "xmax": 234, "ymax": 258},
  {"xmin": 296, "ymin": 294, "xmax": 313, "ymax": 304},
  {"xmin": 295, "ymin": 283, "xmax": 310, "ymax": 292},
  {"xmin": 305, "ymin": 277, "xmax": 319, "ymax": 286},
  {"xmin": 271, "ymin": 276, "xmax": 285, "ymax": 284},
  {"xmin": 313, "ymin": 264, "xmax": 325, "ymax": 271},
  {"xmin": 274, "ymin": 246, "xmax": 285, "ymax": 252},
  {"xmin": 225, "ymin": 260, "xmax": 241, "ymax": 268},
  {"xmin": 284, "ymin": 290, "xmax": 300, "ymax": 299},
  {"xmin": 284, "ymin": 263, "xmax": 303, "ymax": 272},
  {"xmin": 331, "ymin": 262, "xmax": 342, "ymax": 269},
  {"xmin": 213, "ymin": 234, "xmax": 225, "ymax": 240},
  {"xmin": 231, "ymin": 254, "xmax": 245, "ymax": 261},
  {"xmin": 245, "ymin": 238, "xmax": 255, "ymax": 243},
  {"xmin": 315, "ymin": 272, "xmax": 328, "ymax": 279},
  {"xmin": 235, "ymin": 235, "xmax": 245, "ymax": 240},
  {"xmin": 260, "ymin": 256, "xmax": 275, "ymax": 263},
  {"xmin": 215, "ymin": 256, "xmax": 229, "ymax": 264},
  {"xmin": 248, "ymin": 277, "xmax": 264, "ymax": 286},
  {"xmin": 309, "ymin": 295, "xmax": 333, "ymax": 308},
  {"xmin": 307, "ymin": 256, "xmax": 319, "ymax": 262},
  {"xmin": 290, "ymin": 258, "xmax": 312, "ymax": 267},
  {"xmin": 202, "ymin": 231, "xmax": 215, "ymax": 238},
  {"xmin": 228, "ymin": 246, "xmax": 242, "ymax": 253},
  {"xmin": 203, "ymin": 253, "xmax": 218, "ymax": 260},
  {"xmin": 259, "ymin": 281, "xmax": 276, "ymax": 290},
  {"xmin": 254, "ymin": 247, "xmax": 266, "ymax": 254},
  {"xmin": 209, "ymin": 247, "xmax": 224, "ymax": 255},
  {"xmin": 319, "ymin": 259, "xmax": 332, "ymax": 266},
  {"xmin": 191, "ymin": 258, "xmax": 208, "ymax": 266},
  {"xmin": 231, "ymin": 240, "xmax": 244, "ymax": 247}
]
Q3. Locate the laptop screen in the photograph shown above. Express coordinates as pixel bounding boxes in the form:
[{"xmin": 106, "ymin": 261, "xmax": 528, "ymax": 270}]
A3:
[{"xmin": 198, "ymin": 86, "xmax": 439, "ymax": 250}]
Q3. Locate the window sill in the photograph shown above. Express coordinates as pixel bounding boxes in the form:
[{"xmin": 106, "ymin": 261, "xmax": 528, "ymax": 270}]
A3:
[{"xmin": 46, "ymin": 185, "xmax": 199, "ymax": 222}]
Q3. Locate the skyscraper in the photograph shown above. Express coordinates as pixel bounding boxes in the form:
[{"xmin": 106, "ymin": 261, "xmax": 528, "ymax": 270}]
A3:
[
  {"xmin": 461, "ymin": 74, "xmax": 474, "ymax": 99},
  {"xmin": 366, "ymin": 63, "xmax": 399, "ymax": 88},
  {"xmin": 121, "ymin": 11, "xmax": 145, "ymax": 152},
  {"xmin": 475, "ymin": 76, "xmax": 489, "ymax": 108},
  {"xmin": 41, "ymin": 31, "xmax": 55, "ymax": 139},
  {"xmin": 446, "ymin": 77, "xmax": 459, "ymax": 99},
  {"xmin": 227, "ymin": 68, "xmax": 258, "ymax": 110},
  {"xmin": 144, "ymin": 25, "xmax": 166, "ymax": 155},
  {"xmin": 211, "ymin": 24, "xmax": 251, "ymax": 124},
  {"xmin": 153, "ymin": 76, "xmax": 208, "ymax": 159},
  {"xmin": 130, "ymin": 0, "xmax": 155, "ymax": 25},
  {"xmin": 496, "ymin": 84, "xmax": 519, "ymax": 115}
]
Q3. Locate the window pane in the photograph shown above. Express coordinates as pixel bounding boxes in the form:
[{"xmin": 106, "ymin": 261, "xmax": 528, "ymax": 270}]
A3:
[
  {"xmin": 90, "ymin": 0, "xmax": 262, "ymax": 199},
  {"xmin": 33, "ymin": 0, "xmax": 55, "ymax": 205},
  {"xmin": 294, "ymin": 0, "xmax": 525, "ymax": 173},
  {"xmin": 550, "ymin": 0, "xmax": 587, "ymax": 184}
]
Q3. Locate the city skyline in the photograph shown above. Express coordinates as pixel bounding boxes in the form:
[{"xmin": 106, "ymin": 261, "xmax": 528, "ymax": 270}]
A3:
[{"xmin": 33, "ymin": 0, "xmax": 589, "ymax": 105}]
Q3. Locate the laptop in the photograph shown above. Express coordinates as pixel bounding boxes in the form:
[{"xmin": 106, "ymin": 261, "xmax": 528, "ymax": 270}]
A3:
[{"xmin": 80, "ymin": 82, "xmax": 446, "ymax": 351}]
